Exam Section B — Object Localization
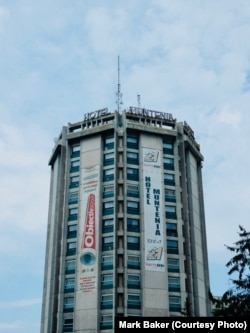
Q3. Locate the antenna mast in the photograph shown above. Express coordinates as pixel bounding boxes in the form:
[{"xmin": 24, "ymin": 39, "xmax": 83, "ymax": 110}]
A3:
[
  {"xmin": 116, "ymin": 55, "xmax": 123, "ymax": 113},
  {"xmin": 137, "ymin": 94, "xmax": 141, "ymax": 108}
]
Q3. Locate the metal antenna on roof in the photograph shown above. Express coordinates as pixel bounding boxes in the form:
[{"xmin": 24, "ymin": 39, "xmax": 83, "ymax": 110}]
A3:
[
  {"xmin": 137, "ymin": 94, "xmax": 141, "ymax": 108},
  {"xmin": 116, "ymin": 55, "xmax": 123, "ymax": 113}
]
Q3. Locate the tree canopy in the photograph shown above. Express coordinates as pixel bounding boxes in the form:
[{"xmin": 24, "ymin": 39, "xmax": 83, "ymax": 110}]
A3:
[{"xmin": 210, "ymin": 225, "xmax": 250, "ymax": 316}]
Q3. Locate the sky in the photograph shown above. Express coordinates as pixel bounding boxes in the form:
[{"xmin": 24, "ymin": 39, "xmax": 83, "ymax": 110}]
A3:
[{"xmin": 0, "ymin": 0, "xmax": 250, "ymax": 331}]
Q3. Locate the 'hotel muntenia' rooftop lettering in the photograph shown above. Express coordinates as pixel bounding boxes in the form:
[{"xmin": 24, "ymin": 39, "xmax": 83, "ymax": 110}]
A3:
[
  {"xmin": 83, "ymin": 106, "xmax": 175, "ymax": 122},
  {"xmin": 84, "ymin": 108, "xmax": 110, "ymax": 121},
  {"xmin": 128, "ymin": 106, "xmax": 175, "ymax": 121}
]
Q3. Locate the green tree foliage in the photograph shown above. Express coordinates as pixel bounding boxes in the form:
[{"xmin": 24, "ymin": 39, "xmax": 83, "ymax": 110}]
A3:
[{"xmin": 210, "ymin": 225, "xmax": 250, "ymax": 316}]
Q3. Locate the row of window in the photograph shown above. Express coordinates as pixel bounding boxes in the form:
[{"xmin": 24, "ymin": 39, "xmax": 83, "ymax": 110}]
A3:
[
  {"xmin": 103, "ymin": 151, "xmax": 139, "ymax": 166},
  {"xmin": 63, "ymin": 290, "xmax": 181, "ymax": 332},
  {"xmin": 70, "ymin": 138, "xmax": 174, "ymax": 167},
  {"xmin": 103, "ymin": 186, "xmax": 175, "ymax": 201},
  {"xmin": 69, "ymin": 171, "xmax": 176, "ymax": 189},
  {"xmin": 67, "ymin": 221, "xmax": 179, "ymax": 241},
  {"xmin": 64, "ymin": 275, "xmax": 180, "ymax": 293},
  {"xmin": 70, "ymin": 135, "xmax": 140, "ymax": 156},
  {"xmin": 68, "ymin": 204, "xmax": 177, "ymax": 220},
  {"xmin": 65, "ymin": 256, "xmax": 179, "ymax": 275},
  {"xmin": 66, "ymin": 238, "xmax": 179, "ymax": 256},
  {"xmin": 63, "ymin": 294, "xmax": 181, "ymax": 313},
  {"xmin": 104, "ymin": 135, "xmax": 139, "ymax": 151}
]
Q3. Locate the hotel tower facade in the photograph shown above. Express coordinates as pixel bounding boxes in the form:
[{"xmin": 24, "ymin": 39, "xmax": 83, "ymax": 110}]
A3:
[{"xmin": 40, "ymin": 107, "xmax": 211, "ymax": 333}]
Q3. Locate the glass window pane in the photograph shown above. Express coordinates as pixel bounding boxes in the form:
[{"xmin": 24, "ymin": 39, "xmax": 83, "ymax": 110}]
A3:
[
  {"xmin": 128, "ymin": 236, "xmax": 139, "ymax": 244},
  {"xmin": 103, "ymin": 236, "xmax": 113, "ymax": 244},
  {"xmin": 166, "ymin": 206, "xmax": 176, "ymax": 213}
]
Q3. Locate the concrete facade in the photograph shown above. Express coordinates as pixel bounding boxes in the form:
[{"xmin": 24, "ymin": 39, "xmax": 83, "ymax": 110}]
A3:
[{"xmin": 40, "ymin": 107, "xmax": 211, "ymax": 333}]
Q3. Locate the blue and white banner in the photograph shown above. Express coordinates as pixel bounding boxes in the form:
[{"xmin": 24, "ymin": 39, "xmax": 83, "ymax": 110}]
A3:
[{"xmin": 143, "ymin": 148, "xmax": 165, "ymax": 272}]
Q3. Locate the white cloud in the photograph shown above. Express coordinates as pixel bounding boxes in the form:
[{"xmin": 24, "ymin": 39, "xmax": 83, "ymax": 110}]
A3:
[
  {"xmin": 0, "ymin": 321, "xmax": 39, "ymax": 330},
  {"xmin": 217, "ymin": 104, "xmax": 242, "ymax": 126},
  {"xmin": 0, "ymin": 298, "xmax": 41, "ymax": 309}
]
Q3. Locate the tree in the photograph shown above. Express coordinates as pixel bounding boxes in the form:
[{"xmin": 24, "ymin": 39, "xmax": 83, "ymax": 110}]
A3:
[{"xmin": 210, "ymin": 225, "xmax": 250, "ymax": 316}]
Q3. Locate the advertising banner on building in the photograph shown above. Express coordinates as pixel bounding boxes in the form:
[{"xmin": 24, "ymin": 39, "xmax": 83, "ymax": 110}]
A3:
[
  {"xmin": 143, "ymin": 148, "xmax": 165, "ymax": 271},
  {"xmin": 78, "ymin": 165, "xmax": 100, "ymax": 293}
]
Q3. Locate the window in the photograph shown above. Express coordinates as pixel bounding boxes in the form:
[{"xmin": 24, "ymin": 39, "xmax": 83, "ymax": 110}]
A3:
[
  {"xmin": 103, "ymin": 201, "xmax": 114, "ymax": 216},
  {"xmin": 66, "ymin": 242, "xmax": 77, "ymax": 256},
  {"xmin": 127, "ymin": 168, "xmax": 139, "ymax": 181},
  {"xmin": 71, "ymin": 144, "xmax": 80, "ymax": 158},
  {"xmin": 165, "ymin": 205, "xmax": 177, "ymax": 219},
  {"xmin": 68, "ymin": 192, "xmax": 78, "ymax": 205},
  {"xmin": 63, "ymin": 317, "xmax": 73, "ymax": 332},
  {"xmin": 166, "ymin": 223, "xmax": 177, "ymax": 237},
  {"xmin": 165, "ymin": 189, "xmax": 176, "ymax": 202},
  {"xmin": 127, "ymin": 255, "xmax": 140, "ymax": 269},
  {"xmin": 101, "ymin": 255, "xmax": 113, "ymax": 270},
  {"xmin": 103, "ymin": 185, "xmax": 114, "ymax": 198},
  {"xmin": 164, "ymin": 173, "xmax": 175, "ymax": 186},
  {"xmin": 67, "ymin": 225, "xmax": 77, "ymax": 239},
  {"xmin": 104, "ymin": 137, "xmax": 114, "ymax": 150},
  {"xmin": 127, "ymin": 274, "xmax": 140, "ymax": 289},
  {"xmin": 127, "ymin": 152, "xmax": 139, "ymax": 165},
  {"xmin": 167, "ymin": 240, "xmax": 178, "ymax": 254},
  {"xmin": 101, "ymin": 294, "xmax": 113, "ymax": 309},
  {"xmin": 127, "ymin": 294, "xmax": 141, "ymax": 309},
  {"xmin": 169, "ymin": 296, "xmax": 181, "ymax": 312},
  {"xmin": 168, "ymin": 277, "xmax": 180, "ymax": 292},
  {"xmin": 104, "ymin": 152, "xmax": 114, "ymax": 166},
  {"xmin": 103, "ymin": 168, "xmax": 114, "ymax": 182},
  {"xmin": 164, "ymin": 157, "xmax": 174, "ymax": 170},
  {"xmin": 101, "ymin": 274, "xmax": 113, "ymax": 289},
  {"xmin": 163, "ymin": 141, "xmax": 174, "ymax": 155},
  {"xmin": 64, "ymin": 297, "xmax": 74, "ymax": 312},
  {"xmin": 100, "ymin": 314, "xmax": 113, "ymax": 330},
  {"xmin": 65, "ymin": 259, "xmax": 76, "ymax": 274},
  {"xmin": 70, "ymin": 160, "xmax": 80, "ymax": 173},
  {"xmin": 167, "ymin": 258, "xmax": 180, "ymax": 273},
  {"xmin": 102, "ymin": 236, "xmax": 114, "ymax": 251},
  {"xmin": 102, "ymin": 219, "xmax": 114, "ymax": 233},
  {"xmin": 127, "ymin": 201, "xmax": 139, "ymax": 215},
  {"xmin": 64, "ymin": 278, "xmax": 75, "ymax": 293},
  {"xmin": 68, "ymin": 208, "xmax": 78, "ymax": 221},
  {"xmin": 127, "ymin": 184, "xmax": 139, "ymax": 198},
  {"xmin": 69, "ymin": 176, "xmax": 79, "ymax": 188},
  {"xmin": 127, "ymin": 236, "xmax": 140, "ymax": 251},
  {"xmin": 127, "ymin": 136, "xmax": 138, "ymax": 149},
  {"xmin": 127, "ymin": 218, "xmax": 140, "ymax": 232}
]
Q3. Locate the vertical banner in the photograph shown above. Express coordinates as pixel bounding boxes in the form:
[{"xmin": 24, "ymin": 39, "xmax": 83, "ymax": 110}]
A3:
[
  {"xmin": 79, "ymin": 165, "xmax": 99, "ymax": 293},
  {"xmin": 143, "ymin": 148, "xmax": 165, "ymax": 271}
]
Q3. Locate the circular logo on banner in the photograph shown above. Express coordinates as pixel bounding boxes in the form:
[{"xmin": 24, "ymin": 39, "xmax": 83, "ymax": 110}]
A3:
[{"xmin": 80, "ymin": 251, "xmax": 96, "ymax": 265}]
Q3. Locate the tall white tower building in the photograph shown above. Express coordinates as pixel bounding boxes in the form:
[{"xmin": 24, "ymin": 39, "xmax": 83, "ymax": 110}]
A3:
[{"xmin": 40, "ymin": 107, "xmax": 211, "ymax": 333}]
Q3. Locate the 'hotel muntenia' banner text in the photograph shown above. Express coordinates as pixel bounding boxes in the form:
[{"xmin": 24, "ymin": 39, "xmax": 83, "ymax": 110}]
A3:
[{"xmin": 143, "ymin": 148, "xmax": 165, "ymax": 271}]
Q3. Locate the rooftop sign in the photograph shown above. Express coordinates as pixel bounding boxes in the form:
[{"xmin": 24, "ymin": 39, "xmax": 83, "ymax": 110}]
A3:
[
  {"xmin": 83, "ymin": 106, "xmax": 175, "ymax": 123},
  {"xmin": 127, "ymin": 106, "xmax": 175, "ymax": 122},
  {"xmin": 84, "ymin": 108, "xmax": 110, "ymax": 121}
]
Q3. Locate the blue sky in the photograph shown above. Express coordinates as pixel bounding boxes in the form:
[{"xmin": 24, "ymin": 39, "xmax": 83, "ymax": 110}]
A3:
[{"xmin": 1, "ymin": 0, "xmax": 250, "ymax": 331}]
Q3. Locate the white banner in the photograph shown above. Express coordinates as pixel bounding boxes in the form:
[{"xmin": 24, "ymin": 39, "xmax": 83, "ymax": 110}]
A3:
[
  {"xmin": 78, "ymin": 165, "xmax": 100, "ymax": 293},
  {"xmin": 143, "ymin": 148, "xmax": 165, "ymax": 271}
]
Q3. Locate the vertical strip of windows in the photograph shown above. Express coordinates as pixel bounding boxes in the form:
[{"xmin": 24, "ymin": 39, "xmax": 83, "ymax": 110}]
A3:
[
  {"xmin": 71, "ymin": 144, "xmax": 80, "ymax": 158},
  {"xmin": 127, "ymin": 255, "xmax": 140, "ymax": 269},
  {"xmin": 100, "ymin": 315, "xmax": 113, "ymax": 330},
  {"xmin": 104, "ymin": 137, "xmax": 114, "ymax": 150},
  {"xmin": 163, "ymin": 141, "xmax": 174, "ymax": 155},
  {"xmin": 169, "ymin": 296, "xmax": 181, "ymax": 312},
  {"xmin": 101, "ymin": 294, "xmax": 113, "ymax": 309},
  {"xmin": 127, "ymin": 135, "xmax": 139, "ymax": 149},
  {"xmin": 101, "ymin": 255, "xmax": 113, "ymax": 270},
  {"xmin": 167, "ymin": 258, "xmax": 179, "ymax": 273}
]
